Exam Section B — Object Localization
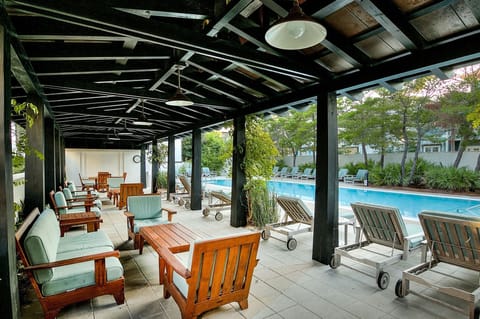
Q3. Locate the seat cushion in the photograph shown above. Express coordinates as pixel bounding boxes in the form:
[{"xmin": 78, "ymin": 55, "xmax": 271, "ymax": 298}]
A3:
[
  {"xmin": 42, "ymin": 254, "xmax": 123, "ymax": 296},
  {"xmin": 58, "ymin": 229, "xmax": 114, "ymax": 253},
  {"xmin": 405, "ymin": 222, "xmax": 425, "ymax": 249},
  {"xmin": 133, "ymin": 218, "xmax": 168, "ymax": 233}
]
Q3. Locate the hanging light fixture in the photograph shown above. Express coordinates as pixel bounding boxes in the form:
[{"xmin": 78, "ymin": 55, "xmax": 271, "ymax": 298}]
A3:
[
  {"xmin": 108, "ymin": 129, "xmax": 121, "ymax": 140},
  {"xmin": 133, "ymin": 99, "xmax": 153, "ymax": 126},
  {"xmin": 265, "ymin": 0, "xmax": 327, "ymax": 50},
  {"xmin": 166, "ymin": 64, "xmax": 193, "ymax": 106},
  {"xmin": 117, "ymin": 119, "xmax": 133, "ymax": 135}
]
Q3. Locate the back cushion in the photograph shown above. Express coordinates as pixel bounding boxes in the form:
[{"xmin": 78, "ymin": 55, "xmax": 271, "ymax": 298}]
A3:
[
  {"xmin": 63, "ymin": 188, "xmax": 73, "ymax": 200},
  {"xmin": 128, "ymin": 195, "xmax": 162, "ymax": 220},
  {"xmin": 54, "ymin": 191, "xmax": 68, "ymax": 214},
  {"xmin": 24, "ymin": 209, "xmax": 60, "ymax": 283}
]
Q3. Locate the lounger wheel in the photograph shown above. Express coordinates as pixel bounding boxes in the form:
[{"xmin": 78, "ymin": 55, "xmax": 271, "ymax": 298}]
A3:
[
  {"xmin": 178, "ymin": 198, "xmax": 185, "ymax": 206},
  {"xmin": 329, "ymin": 255, "xmax": 340, "ymax": 269},
  {"xmin": 287, "ymin": 238, "xmax": 297, "ymax": 251},
  {"xmin": 395, "ymin": 280, "xmax": 404, "ymax": 298},
  {"xmin": 215, "ymin": 212, "xmax": 223, "ymax": 221},
  {"xmin": 474, "ymin": 306, "xmax": 480, "ymax": 319},
  {"xmin": 185, "ymin": 201, "xmax": 190, "ymax": 209},
  {"xmin": 377, "ymin": 271, "xmax": 390, "ymax": 290},
  {"xmin": 261, "ymin": 230, "xmax": 270, "ymax": 240},
  {"xmin": 202, "ymin": 208, "xmax": 210, "ymax": 216}
]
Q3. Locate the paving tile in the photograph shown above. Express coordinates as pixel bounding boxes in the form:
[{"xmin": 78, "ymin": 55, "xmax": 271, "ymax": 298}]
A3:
[{"xmin": 20, "ymin": 196, "xmax": 478, "ymax": 319}]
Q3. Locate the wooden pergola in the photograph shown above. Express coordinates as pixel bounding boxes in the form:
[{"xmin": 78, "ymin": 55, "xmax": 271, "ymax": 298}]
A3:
[{"xmin": 1, "ymin": 1, "xmax": 480, "ymax": 317}]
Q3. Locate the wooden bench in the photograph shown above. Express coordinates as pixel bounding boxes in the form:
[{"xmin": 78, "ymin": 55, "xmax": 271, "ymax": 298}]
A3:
[{"xmin": 16, "ymin": 208, "xmax": 125, "ymax": 319}]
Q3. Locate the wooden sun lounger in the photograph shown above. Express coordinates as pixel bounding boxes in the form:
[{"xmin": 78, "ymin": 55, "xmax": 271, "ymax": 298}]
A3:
[
  {"xmin": 396, "ymin": 211, "xmax": 480, "ymax": 319},
  {"xmin": 262, "ymin": 196, "xmax": 355, "ymax": 251},
  {"xmin": 202, "ymin": 191, "xmax": 231, "ymax": 221},
  {"xmin": 330, "ymin": 202, "xmax": 426, "ymax": 289}
]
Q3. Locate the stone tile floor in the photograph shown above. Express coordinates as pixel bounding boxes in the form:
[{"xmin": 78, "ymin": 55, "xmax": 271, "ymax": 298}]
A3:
[{"xmin": 20, "ymin": 194, "xmax": 476, "ymax": 319}]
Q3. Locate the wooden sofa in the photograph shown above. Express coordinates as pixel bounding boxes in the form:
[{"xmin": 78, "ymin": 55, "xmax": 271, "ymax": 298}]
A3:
[
  {"xmin": 159, "ymin": 232, "xmax": 260, "ymax": 319},
  {"xmin": 16, "ymin": 208, "xmax": 125, "ymax": 319}
]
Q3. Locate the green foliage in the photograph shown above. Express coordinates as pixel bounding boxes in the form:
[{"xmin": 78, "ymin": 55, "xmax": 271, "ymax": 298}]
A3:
[
  {"xmin": 156, "ymin": 171, "xmax": 168, "ymax": 189},
  {"xmin": 424, "ymin": 166, "xmax": 480, "ymax": 192},
  {"xmin": 245, "ymin": 179, "xmax": 278, "ymax": 227},
  {"xmin": 244, "ymin": 116, "xmax": 279, "ymax": 227},
  {"xmin": 370, "ymin": 163, "xmax": 402, "ymax": 186},
  {"xmin": 148, "ymin": 143, "xmax": 168, "ymax": 166},
  {"xmin": 201, "ymin": 131, "xmax": 231, "ymax": 173}
]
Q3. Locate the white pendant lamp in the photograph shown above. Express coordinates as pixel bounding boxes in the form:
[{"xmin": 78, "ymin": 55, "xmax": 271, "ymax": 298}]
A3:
[
  {"xmin": 265, "ymin": 0, "xmax": 327, "ymax": 50},
  {"xmin": 166, "ymin": 65, "xmax": 193, "ymax": 106},
  {"xmin": 118, "ymin": 119, "xmax": 133, "ymax": 135},
  {"xmin": 133, "ymin": 100, "xmax": 153, "ymax": 126}
]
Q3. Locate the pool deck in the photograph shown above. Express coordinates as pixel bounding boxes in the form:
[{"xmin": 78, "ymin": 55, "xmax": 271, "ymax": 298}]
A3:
[{"xmin": 20, "ymin": 187, "xmax": 479, "ymax": 319}]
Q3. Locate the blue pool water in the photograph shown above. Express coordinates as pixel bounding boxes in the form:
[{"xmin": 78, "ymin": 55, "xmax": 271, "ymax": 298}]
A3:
[{"xmin": 206, "ymin": 179, "xmax": 480, "ymax": 219}]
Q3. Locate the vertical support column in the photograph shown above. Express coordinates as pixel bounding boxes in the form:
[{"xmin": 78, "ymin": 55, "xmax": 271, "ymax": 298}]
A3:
[
  {"xmin": 0, "ymin": 23, "xmax": 19, "ymax": 319},
  {"xmin": 44, "ymin": 117, "xmax": 55, "ymax": 193},
  {"xmin": 55, "ymin": 128, "xmax": 62, "ymax": 188},
  {"xmin": 190, "ymin": 129, "xmax": 202, "ymax": 210},
  {"xmin": 312, "ymin": 91, "xmax": 338, "ymax": 264},
  {"xmin": 140, "ymin": 144, "xmax": 146, "ymax": 186},
  {"xmin": 24, "ymin": 94, "xmax": 45, "ymax": 215},
  {"xmin": 60, "ymin": 135, "xmax": 65, "ymax": 187},
  {"xmin": 151, "ymin": 139, "xmax": 158, "ymax": 192},
  {"xmin": 167, "ymin": 135, "xmax": 176, "ymax": 199},
  {"xmin": 231, "ymin": 116, "xmax": 247, "ymax": 227}
]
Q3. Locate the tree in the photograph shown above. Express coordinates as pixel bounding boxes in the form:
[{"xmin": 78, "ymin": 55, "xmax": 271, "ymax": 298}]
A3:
[
  {"xmin": 244, "ymin": 115, "xmax": 279, "ymax": 227},
  {"xmin": 201, "ymin": 131, "xmax": 231, "ymax": 173},
  {"xmin": 443, "ymin": 67, "xmax": 480, "ymax": 170},
  {"xmin": 266, "ymin": 104, "xmax": 316, "ymax": 166},
  {"xmin": 338, "ymin": 97, "xmax": 375, "ymax": 165},
  {"xmin": 390, "ymin": 76, "xmax": 442, "ymax": 185}
]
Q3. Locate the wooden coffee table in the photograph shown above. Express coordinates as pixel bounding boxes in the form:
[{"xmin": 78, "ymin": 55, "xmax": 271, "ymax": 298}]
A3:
[
  {"xmin": 139, "ymin": 223, "xmax": 202, "ymax": 284},
  {"xmin": 59, "ymin": 212, "xmax": 100, "ymax": 236}
]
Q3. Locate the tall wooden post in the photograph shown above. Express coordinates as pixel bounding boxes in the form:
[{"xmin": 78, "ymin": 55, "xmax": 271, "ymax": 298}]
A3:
[
  {"xmin": 231, "ymin": 116, "xmax": 247, "ymax": 227},
  {"xmin": 0, "ymin": 23, "xmax": 19, "ymax": 319},
  {"xmin": 312, "ymin": 91, "xmax": 339, "ymax": 264},
  {"xmin": 190, "ymin": 129, "xmax": 202, "ymax": 210},
  {"xmin": 167, "ymin": 135, "xmax": 176, "ymax": 199}
]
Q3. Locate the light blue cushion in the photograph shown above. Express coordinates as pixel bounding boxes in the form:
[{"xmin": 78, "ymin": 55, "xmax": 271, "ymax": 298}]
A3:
[
  {"xmin": 24, "ymin": 209, "xmax": 60, "ymax": 284},
  {"xmin": 172, "ymin": 239, "xmax": 197, "ymax": 298},
  {"xmin": 133, "ymin": 218, "xmax": 169, "ymax": 233},
  {"xmin": 42, "ymin": 254, "xmax": 123, "ymax": 296},
  {"xmin": 58, "ymin": 229, "xmax": 114, "ymax": 253},
  {"xmin": 63, "ymin": 188, "xmax": 102, "ymax": 210},
  {"xmin": 127, "ymin": 195, "xmax": 163, "ymax": 220},
  {"xmin": 107, "ymin": 177, "xmax": 124, "ymax": 189}
]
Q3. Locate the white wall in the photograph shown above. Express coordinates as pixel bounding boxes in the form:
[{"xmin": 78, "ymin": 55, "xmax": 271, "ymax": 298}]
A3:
[
  {"xmin": 65, "ymin": 149, "xmax": 146, "ymax": 188},
  {"xmin": 284, "ymin": 152, "xmax": 480, "ymax": 170}
]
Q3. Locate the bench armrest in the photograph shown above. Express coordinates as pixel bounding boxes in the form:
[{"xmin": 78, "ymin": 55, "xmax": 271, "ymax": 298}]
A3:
[
  {"xmin": 23, "ymin": 250, "xmax": 120, "ymax": 271},
  {"xmin": 162, "ymin": 208, "xmax": 177, "ymax": 222}
]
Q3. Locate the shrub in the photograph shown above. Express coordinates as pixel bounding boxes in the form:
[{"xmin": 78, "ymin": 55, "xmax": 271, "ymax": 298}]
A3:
[
  {"xmin": 424, "ymin": 166, "xmax": 479, "ymax": 192},
  {"xmin": 370, "ymin": 163, "xmax": 402, "ymax": 186},
  {"xmin": 246, "ymin": 179, "xmax": 278, "ymax": 228}
]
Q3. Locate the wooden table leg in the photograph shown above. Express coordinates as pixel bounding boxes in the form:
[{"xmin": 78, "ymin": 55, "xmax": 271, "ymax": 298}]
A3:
[{"xmin": 138, "ymin": 235, "xmax": 145, "ymax": 255}]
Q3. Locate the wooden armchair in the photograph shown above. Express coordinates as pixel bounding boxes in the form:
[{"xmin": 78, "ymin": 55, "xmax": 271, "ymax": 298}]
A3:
[
  {"xmin": 97, "ymin": 171, "xmax": 111, "ymax": 192},
  {"xmin": 78, "ymin": 173, "xmax": 96, "ymax": 190},
  {"xmin": 124, "ymin": 194, "xmax": 177, "ymax": 252},
  {"xmin": 159, "ymin": 232, "xmax": 260, "ymax": 319},
  {"xmin": 118, "ymin": 182, "xmax": 144, "ymax": 209}
]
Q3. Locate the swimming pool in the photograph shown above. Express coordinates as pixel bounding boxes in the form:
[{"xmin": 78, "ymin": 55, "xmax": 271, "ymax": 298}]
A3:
[{"xmin": 206, "ymin": 179, "xmax": 480, "ymax": 219}]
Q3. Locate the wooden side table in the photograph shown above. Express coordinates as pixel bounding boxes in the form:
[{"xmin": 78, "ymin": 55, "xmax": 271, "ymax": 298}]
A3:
[
  {"xmin": 59, "ymin": 212, "xmax": 100, "ymax": 236},
  {"xmin": 139, "ymin": 223, "xmax": 202, "ymax": 284}
]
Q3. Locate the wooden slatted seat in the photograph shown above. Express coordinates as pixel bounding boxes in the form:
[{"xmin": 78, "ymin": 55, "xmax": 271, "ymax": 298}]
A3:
[{"xmin": 117, "ymin": 182, "xmax": 144, "ymax": 209}]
